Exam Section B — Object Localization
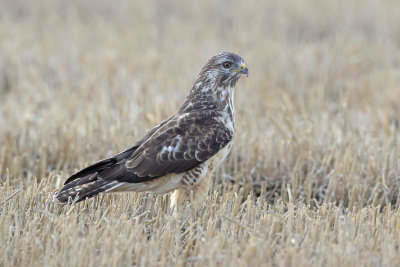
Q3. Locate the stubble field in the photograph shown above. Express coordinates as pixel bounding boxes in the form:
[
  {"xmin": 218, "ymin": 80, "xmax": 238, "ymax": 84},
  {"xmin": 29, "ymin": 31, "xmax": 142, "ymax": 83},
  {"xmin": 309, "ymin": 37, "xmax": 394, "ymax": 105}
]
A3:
[{"xmin": 1, "ymin": 0, "xmax": 400, "ymax": 266}]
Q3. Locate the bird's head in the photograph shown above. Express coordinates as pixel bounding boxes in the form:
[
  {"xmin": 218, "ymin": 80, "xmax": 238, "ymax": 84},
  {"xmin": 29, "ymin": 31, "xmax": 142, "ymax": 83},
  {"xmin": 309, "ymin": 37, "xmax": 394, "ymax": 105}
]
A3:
[
  {"xmin": 181, "ymin": 52, "xmax": 248, "ymax": 113},
  {"xmin": 197, "ymin": 52, "xmax": 248, "ymax": 88}
]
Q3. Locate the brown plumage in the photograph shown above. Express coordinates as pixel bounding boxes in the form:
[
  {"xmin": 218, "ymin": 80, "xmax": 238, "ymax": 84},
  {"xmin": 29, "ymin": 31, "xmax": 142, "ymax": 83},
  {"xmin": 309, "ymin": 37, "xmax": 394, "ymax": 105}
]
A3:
[{"xmin": 55, "ymin": 52, "xmax": 248, "ymax": 211}]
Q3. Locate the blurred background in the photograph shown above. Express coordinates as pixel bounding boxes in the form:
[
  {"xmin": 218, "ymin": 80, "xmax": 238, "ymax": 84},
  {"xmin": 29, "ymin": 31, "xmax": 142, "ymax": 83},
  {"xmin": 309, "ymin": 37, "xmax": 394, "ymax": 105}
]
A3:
[{"xmin": 1, "ymin": 0, "xmax": 400, "ymax": 206}]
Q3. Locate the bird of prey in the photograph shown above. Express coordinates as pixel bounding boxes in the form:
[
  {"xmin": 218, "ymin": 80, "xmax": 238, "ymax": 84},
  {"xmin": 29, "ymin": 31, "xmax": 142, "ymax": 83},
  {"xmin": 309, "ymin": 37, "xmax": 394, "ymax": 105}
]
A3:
[{"xmin": 55, "ymin": 52, "xmax": 248, "ymax": 212}]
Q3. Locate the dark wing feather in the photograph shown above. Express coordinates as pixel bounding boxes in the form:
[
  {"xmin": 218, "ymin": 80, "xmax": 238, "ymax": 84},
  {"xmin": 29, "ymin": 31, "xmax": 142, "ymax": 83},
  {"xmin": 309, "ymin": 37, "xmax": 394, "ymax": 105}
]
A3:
[
  {"xmin": 62, "ymin": 111, "xmax": 232, "ymax": 188},
  {"xmin": 63, "ymin": 118, "xmax": 171, "ymax": 185},
  {"xmin": 97, "ymin": 111, "xmax": 233, "ymax": 183},
  {"xmin": 63, "ymin": 147, "xmax": 134, "ymax": 185}
]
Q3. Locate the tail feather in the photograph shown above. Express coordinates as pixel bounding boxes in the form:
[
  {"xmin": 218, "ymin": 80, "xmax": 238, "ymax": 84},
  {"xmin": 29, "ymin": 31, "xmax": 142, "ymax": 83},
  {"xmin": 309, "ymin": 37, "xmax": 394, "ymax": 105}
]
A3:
[{"xmin": 55, "ymin": 173, "xmax": 121, "ymax": 203}]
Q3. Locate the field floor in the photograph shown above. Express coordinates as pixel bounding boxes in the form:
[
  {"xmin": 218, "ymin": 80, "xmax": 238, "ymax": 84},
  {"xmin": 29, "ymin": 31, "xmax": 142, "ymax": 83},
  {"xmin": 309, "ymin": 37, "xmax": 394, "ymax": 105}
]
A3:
[{"xmin": 1, "ymin": 0, "xmax": 400, "ymax": 266}]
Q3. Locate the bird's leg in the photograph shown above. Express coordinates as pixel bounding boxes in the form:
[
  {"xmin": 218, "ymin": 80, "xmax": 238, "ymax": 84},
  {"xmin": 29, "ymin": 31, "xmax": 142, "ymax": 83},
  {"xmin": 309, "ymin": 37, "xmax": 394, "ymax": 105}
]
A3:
[{"xmin": 170, "ymin": 172, "xmax": 212, "ymax": 217}]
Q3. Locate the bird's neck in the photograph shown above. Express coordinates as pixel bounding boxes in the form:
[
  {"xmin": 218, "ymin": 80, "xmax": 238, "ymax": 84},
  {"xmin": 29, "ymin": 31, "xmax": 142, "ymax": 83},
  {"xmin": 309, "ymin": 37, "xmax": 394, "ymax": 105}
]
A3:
[
  {"xmin": 214, "ymin": 86, "xmax": 235, "ymax": 120},
  {"xmin": 179, "ymin": 80, "xmax": 235, "ymax": 119}
]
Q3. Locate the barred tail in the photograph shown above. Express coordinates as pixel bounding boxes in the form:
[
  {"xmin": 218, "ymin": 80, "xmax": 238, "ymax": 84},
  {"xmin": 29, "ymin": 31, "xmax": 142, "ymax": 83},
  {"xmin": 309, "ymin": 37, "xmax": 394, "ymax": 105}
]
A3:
[{"xmin": 55, "ymin": 173, "xmax": 121, "ymax": 203}]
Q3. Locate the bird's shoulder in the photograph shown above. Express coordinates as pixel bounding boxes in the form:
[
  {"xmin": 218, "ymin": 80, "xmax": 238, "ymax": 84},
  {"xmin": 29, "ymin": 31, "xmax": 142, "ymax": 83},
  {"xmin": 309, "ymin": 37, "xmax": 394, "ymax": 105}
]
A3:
[{"xmin": 142, "ymin": 109, "xmax": 234, "ymax": 148}]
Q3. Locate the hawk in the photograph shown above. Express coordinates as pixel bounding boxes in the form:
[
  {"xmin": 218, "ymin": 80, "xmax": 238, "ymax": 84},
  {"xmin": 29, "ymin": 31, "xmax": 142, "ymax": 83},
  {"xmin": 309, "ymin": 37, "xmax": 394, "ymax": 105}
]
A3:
[{"xmin": 55, "ymin": 52, "xmax": 248, "ymax": 212}]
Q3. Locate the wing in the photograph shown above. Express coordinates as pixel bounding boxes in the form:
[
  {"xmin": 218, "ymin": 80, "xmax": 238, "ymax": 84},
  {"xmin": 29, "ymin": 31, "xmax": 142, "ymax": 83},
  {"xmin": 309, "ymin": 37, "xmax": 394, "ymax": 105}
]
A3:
[
  {"xmin": 63, "ymin": 117, "xmax": 171, "ymax": 185},
  {"xmin": 96, "ymin": 111, "xmax": 233, "ymax": 183},
  {"xmin": 63, "ymin": 111, "xmax": 233, "ymax": 186}
]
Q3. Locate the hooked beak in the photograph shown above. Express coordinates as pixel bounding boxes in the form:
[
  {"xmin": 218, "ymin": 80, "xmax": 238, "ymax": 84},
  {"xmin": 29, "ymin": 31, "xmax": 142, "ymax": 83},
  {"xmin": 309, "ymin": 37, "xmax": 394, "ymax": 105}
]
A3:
[{"xmin": 232, "ymin": 63, "xmax": 249, "ymax": 77}]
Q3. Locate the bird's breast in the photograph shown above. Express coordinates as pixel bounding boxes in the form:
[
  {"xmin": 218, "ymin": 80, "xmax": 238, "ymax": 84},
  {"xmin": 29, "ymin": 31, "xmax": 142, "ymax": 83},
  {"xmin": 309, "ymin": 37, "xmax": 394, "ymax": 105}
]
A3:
[
  {"xmin": 207, "ymin": 141, "xmax": 233, "ymax": 170},
  {"xmin": 180, "ymin": 141, "xmax": 233, "ymax": 189},
  {"xmin": 214, "ymin": 111, "xmax": 235, "ymax": 134}
]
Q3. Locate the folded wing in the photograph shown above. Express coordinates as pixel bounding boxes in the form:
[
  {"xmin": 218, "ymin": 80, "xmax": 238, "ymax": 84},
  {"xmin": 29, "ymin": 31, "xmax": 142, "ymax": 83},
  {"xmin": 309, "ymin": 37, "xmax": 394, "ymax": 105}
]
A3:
[{"xmin": 56, "ymin": 111, "xmax": 233, "ymax": 202}]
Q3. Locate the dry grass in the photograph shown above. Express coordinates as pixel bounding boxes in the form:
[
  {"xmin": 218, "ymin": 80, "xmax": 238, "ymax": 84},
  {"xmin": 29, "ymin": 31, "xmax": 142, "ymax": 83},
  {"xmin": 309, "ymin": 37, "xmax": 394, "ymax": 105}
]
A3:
[{"xmin": 1, "ymin": 0, "xmax": 400, "ymax": 266}]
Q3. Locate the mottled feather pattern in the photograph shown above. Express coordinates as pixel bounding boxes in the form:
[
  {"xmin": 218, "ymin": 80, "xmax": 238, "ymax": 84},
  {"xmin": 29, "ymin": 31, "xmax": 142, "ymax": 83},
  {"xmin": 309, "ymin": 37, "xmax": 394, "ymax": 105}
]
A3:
[
  {"xmin": 123, "ymin": 110, "xmax": 233, "ymax": 178},
  {"xmin": 56, "ymin": 174, "xmax": 117, "ymax": 203},
  {"xmin": 182, "ymin": 164, "xmax": 207, "ymax": 187},
  {"xmin": 55, "ymin": 52, "xmax": 247, "ymax": 204}
]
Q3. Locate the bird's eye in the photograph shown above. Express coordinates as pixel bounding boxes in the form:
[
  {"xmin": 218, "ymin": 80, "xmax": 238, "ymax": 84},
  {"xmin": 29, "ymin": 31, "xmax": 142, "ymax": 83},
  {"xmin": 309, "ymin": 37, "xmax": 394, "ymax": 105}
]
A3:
[{"xmin": 223, "ymin": 62, "xmax": 232, "ymax": 69}]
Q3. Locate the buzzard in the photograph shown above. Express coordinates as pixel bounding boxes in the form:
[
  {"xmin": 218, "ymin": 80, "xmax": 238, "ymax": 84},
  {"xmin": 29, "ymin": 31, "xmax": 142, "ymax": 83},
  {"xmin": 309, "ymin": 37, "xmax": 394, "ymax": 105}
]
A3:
[{"xmin": 55, "ymin": 52, "xmax": 248, "ymax": 212}]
